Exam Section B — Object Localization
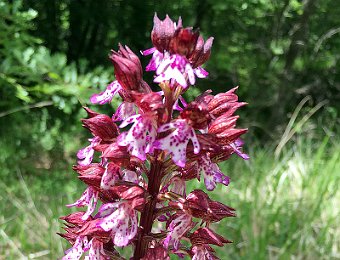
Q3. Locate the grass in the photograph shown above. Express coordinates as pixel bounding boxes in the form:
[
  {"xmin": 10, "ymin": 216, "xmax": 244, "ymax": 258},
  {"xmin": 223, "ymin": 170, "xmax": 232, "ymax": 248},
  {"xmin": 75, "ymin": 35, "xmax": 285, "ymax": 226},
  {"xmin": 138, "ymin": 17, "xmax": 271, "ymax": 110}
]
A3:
[
  {"xmin": 0, "ymin": 136, "xmax": 339, "ymax": 259},
  {"xmin": 209, "ymin": 135, "xmax": 340, "ymax": 259}
]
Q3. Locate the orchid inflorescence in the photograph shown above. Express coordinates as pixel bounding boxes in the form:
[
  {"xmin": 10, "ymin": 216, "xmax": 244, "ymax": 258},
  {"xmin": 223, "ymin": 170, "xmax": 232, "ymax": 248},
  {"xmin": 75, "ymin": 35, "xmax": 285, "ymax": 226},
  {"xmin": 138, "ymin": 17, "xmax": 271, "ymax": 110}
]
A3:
[{"xmin": 59, "ymin": 14, "xmax": 248, "ymax": 260}]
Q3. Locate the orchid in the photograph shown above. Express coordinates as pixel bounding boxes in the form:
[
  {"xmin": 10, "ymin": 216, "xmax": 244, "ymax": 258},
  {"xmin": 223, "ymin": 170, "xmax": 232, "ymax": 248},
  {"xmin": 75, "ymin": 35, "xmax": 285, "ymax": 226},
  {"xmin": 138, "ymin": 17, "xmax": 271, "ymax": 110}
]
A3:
[
  {"xmin": 67, "ymin": 187, "xmax": 99, "ymax": 220},
  {"xmin": 77, "ymin": 137, "xmax": 101, "ymax": 166},
  {"xmin": 198, "ymin": 153, "xmax": 230, "ymax": 191},
  {"xmin": 60, "ymin": 14, "xmax": 248, "ymax": 259},
  {"xmin": 97, "ymin": 201, "xmax": 138, "ymax": 247},
  {"xmin": 154, "ymin": 119, "xmax": 200, "ymax": 167},
  {"xmin": 117, "ymin": 113, "xmax": 157, "ymax": 161}
]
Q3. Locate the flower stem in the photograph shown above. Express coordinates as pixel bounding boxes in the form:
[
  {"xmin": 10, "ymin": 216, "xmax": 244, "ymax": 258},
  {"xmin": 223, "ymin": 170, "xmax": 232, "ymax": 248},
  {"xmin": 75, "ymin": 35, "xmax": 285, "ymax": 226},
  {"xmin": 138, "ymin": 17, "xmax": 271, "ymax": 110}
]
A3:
[
  {"xmin": 133, "ymin": 153, "xmax": 163, "ymax": 259},
  {"xmin": 133, "ymin": 91, "xmax": 174, "ymax": 259}
]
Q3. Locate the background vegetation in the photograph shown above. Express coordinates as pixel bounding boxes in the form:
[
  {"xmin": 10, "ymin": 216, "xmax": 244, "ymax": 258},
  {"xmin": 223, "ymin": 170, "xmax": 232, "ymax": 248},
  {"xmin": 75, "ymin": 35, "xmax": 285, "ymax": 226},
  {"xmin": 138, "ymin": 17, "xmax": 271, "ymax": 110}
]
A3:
[{"xmin": 0, "ymin": 0, "xmax": 339, "ymax": 259}]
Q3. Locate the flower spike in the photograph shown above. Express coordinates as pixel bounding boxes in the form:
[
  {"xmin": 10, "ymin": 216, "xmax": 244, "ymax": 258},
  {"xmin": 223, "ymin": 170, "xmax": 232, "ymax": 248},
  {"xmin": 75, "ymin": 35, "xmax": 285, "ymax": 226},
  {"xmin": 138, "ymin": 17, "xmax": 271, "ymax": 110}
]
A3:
[{"xmin": 60, "ymin": 14, "xmax": 248, "ymax": 260}]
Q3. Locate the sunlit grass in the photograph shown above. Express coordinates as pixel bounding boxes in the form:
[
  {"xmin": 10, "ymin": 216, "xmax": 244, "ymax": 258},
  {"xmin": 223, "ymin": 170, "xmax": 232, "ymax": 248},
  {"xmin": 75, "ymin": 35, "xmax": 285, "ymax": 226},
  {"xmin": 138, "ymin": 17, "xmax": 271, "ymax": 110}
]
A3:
[
  {"xmin": 0, "ymin": 169, "xmax": 84, "ymax": 259},
  {"xmin": 0, "ymin": 136, "xmax": 339, "ymax": 259},
  {"xmin": 206, "ymin": 136, "xmax": 340, "ymax": 259}
]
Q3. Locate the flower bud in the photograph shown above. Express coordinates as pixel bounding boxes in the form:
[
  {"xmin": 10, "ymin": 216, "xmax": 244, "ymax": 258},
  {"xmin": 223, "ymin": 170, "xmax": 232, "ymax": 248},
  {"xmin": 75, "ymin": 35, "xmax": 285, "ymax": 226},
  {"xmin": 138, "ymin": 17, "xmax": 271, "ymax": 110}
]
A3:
[
  {"xmin": 180, "ymin": 101, "xmax": 211, "ymax": 130},
  {"xmin": 189, "ymin": 36, "xmax": 214, "ymax": 67},
  {"xmin": 110, "ymin": 44, "xmax": 143, "ymax": 92},
  {"xmin": 190, "ymin": 227, "xmax": 231, "ymax": 247},
  {"xmin": 82, "ymin": 113, "xmax": 120, "ymax": 142},
  {"xmin": 77, "ymin": 219, "xmax": 111, "ymax": 242},
  {"xmin": 151, "ymin": 14, "xmax": 178, "ymax": 52},
  {"xmin": 132, "ymin": 91, "xmax": 164, "ymax": 114},
  {"xmin": 207, "ymin": 87, "xmax": 247, "ymax": 118},
  {"xmin": 185, "ymin": 190, "xmax": 236, "ymax": 222},
  {"xmin": 73, "ymin": 164, "xmax": 105, "ymax": 177},
  {"xmin": 60, "ymin": 212, "xmax": 91, "ymax": 226},
  {"xmin": 169, "ymin": 27, "xmax": 200, "ymax": 56}
]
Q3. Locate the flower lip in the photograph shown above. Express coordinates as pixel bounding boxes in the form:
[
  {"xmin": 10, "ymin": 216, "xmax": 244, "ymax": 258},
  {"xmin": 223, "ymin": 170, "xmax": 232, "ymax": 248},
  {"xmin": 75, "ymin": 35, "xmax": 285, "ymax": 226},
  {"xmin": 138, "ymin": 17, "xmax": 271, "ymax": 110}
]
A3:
[{"xmin": 154, "ymin": 119, "xmax": 200, "ymax": 167}]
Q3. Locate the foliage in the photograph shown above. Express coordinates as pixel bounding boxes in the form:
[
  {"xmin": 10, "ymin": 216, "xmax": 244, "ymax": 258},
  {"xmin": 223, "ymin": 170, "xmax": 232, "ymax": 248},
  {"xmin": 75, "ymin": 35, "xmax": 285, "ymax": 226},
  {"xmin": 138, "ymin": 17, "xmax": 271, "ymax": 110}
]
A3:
[{"xmin": 0, "ymin": 0, "xmax": 116, "ymax": 176}]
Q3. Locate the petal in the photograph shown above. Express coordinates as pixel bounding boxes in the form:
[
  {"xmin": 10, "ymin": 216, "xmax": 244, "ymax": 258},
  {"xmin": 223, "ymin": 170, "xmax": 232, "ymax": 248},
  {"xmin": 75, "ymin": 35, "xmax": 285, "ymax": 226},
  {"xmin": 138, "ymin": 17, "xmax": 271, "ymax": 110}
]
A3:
[
  {"xmin": 77, "ymin": 146, "xmax": 94, "ymax": 166},
  {"xmin": 62, "ymin": 237, "xmax": 85, "ymax": 260},
  {"xmin": 190, "ymin": 129, "xmax": 200, "ymax": 154},
  {"xmin": 96, "ymin": 202, "xmax": 120, "ymax": 218},
  {"xmin": 82, "ymin": 191, "xmax": 98, "ymax": 220},
  {"xmin": 213, "ymin": 171, "xmax": 230, "ymax": 186},
  {"xmin": 194, "ymin": 67, "xmax": 209, "ymax": 78},
  {"xmin": 118, "ymin": 115, "xmax": 157, "ymax": 161},
  {"xmin": 98, "ymin": 208, "xmax": 121, "ymax": 231},
  {"xmin": 204, "ymin": 174, "xmax": 216, "ymax": 191},
  {"xmin": 100, "ymin": 163, "xmax": 120, "ymax": 189},
  {"xmin": 164, "ymin": 214, "xmax": 192, "ymax": 250},
  {"xmin": 122, "ymin": 169, "xmax": 138, "ymax": 183},
  {"xmin": 156, "ymin": 55, "xmax": 172, "ymax": 75},
  {"xmin": 113, "ymin": 219, "xmax": 130, "ymax": 246},
  {"xmin": 112, "ymin": 102, "xmax": 136, "ymax": 122},
  {"xmin": 153, "ymin": 136, "xmax": 188, "ymax": 167},
  {"xmin": 158, "ymin": 122, "xmax": 176, "ymax": 132},
  {"xmin": 155, "ymin": 120, "xmax": 198, "ymax": 167},
  {"xmin": 146, "ymin": 51, "xmax": 163, "ymax": 71},
  {"xmin": 90, "ymin": 81, "xmax": 121, "ymax": 105},
  {"xmin": 185, "ymin": 63, "xmax": 196, "ymax": 85},
  {"xmin": 119, "ymin": 114, "xmax": 140, "ymax": 128},
  {"xmin": 141, "ymin": 47, "xmax": 156, "ymax": 56},
  {"xmin": 128, "ymin": 210, "xmax": 138, "ymax": 240},
  {"xmin": 77, "ymin": 137, "xmax": 101, "ymax": 166}
]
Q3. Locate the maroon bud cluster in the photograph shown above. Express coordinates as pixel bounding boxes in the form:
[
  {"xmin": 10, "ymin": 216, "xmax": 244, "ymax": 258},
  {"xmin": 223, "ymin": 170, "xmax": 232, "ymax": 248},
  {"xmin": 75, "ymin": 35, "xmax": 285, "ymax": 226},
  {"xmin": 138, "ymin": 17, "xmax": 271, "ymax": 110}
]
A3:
[{"xmin": 151, "ymin": 13, "xmax": 213, "ymax": 66}]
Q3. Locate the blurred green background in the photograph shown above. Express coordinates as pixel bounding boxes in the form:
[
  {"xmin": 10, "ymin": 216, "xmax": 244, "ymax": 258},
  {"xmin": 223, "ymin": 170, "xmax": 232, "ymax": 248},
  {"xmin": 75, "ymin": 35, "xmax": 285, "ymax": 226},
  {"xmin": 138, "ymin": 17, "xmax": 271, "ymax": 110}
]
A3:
[{"xmin": 0, "ymin": 0, "xmax": 339, "ymax": 259}]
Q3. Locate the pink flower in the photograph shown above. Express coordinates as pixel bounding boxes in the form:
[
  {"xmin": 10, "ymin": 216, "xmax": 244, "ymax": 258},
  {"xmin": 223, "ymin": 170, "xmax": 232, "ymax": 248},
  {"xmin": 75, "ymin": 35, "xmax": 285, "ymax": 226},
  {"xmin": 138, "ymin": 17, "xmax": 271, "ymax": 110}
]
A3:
[
  {"xmin": 100, "ymin": 163, "xmax": 120, "ymax": 190},
  {"xmin": 62, "ymin": 236, "xmax": 88, "ymax": 260},
  {"xmin": 85, "ymin": 238, "xmax": 109, "ymax": 260},
  {"xmin": 163, "ymin": 213, "xmax": 192, "ymax": 250},
  {"xmin": 154, "ymin": 119, "xmax": 200, "ymax": 167},
  {"xmin": 67, "ymin": 187, "xmax": 99, "ymax": 220},
  {"xmin": 190, "ymin": 227, "xmax": 231, "ymax": 259},
  {"xmin": 143, "ymin": 47, "xmax": 164, "ymax": 71},
  {"xmin": 198, "ymin": 154, "xmax": 230, "ymax": 191},
  {"xmin": 150, "ymin": 51, "xmax": 208, "ymax": 88},
  {"xmin": 151, "ymin": 14, "xmax": 181, "ymax": 52},
  {"xmin": 60, "ymin": 14, "xmax": 248, "ymax": 260},
  {"xmin": 191, "ymin": 246, "xmax": 215, "ymax": 260},
  {"xmin": 97, "ymin": 201, "xmax": 138, "ymax": 247},
  {"xmin": 90, "ymin": 81, "xmax": 122, "ymax": 105},
  {"xmin": 117, "ymin": 114, "xmax": 157, "ymax": 161},
  {"xmin": 77, "ymin": 137, "xmax": 101, "ymax": 166},
  {"xmin": 62, "ymin": 237, "xmax": 109, "ymax": 260},
  {"xmin": 110, "ymin": 45, "xmax": 146, "ymax": 92}
]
